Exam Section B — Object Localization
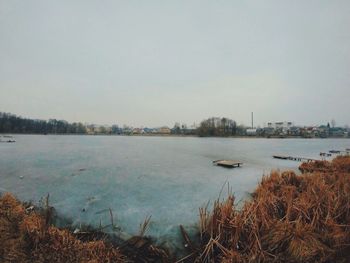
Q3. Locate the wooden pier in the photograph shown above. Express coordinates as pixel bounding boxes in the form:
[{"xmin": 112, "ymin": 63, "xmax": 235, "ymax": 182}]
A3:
[
  {"xmin": 213, "ymin": 160, "xmax": 243, "ymax": 168},
  {"xmin": 273, "ymin": 155, "xmax": 316, "ymax": 162}
]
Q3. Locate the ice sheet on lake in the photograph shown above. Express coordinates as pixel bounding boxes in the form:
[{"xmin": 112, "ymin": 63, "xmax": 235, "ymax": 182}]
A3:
[{"xmin": 0, "ymin": 135, "xmax": 347, "ymax": 249}]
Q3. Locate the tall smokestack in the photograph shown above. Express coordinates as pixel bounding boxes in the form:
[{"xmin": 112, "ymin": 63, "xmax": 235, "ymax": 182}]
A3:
[{"xmin": 251, "ymin": 112, "xmax": 254, "ymax": 129}]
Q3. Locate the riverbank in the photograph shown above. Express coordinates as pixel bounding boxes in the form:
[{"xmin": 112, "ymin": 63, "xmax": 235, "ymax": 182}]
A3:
[{"xmin": 1, "ymin": 156, "xmax": 349, "ymax": 262}]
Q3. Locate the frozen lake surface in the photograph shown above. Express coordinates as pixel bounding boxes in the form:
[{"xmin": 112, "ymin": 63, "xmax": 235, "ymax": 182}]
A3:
[{"xmin": 0, "ymin": 135, "xmax": 349, "ymax": 248}]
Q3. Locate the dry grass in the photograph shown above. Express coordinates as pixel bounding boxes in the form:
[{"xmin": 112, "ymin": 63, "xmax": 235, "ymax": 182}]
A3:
[
  {"xmin": 0, "ymin": 193, "xmax": 128, "ymax": 262},
  {"xmin": 0, "ymin": 193, "xmax": 171, "ymax": 263},
  {"xmin": 194, "ymin": 156, "xmax": 350, "ymax": 262},
  {"xmin": 299, "ymin": 155, "xmax": 350, "ymax": 173}
]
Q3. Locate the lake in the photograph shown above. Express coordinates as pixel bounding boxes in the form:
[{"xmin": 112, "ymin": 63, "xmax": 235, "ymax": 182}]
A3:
[{"xmin": 0, "ymin": 135, "xmax": 349, "ymax": 249}]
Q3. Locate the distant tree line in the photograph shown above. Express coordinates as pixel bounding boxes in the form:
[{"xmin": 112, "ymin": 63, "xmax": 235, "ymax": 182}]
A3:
[
  {"xmin": 197, "ymin": 117, "xmax": 238, "ymax": 137},
  {"xmin": 0, "ymin": 112, "xmax": 87, "ymax": 134}
]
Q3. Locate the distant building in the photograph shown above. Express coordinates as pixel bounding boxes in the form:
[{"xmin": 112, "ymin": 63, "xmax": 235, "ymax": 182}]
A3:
[
  {"xmin": 86, "ymin": 124, "xmax": 107, "ymax": 134},
  {"xmin": 300, "ymin": 127, "xmax": 319, "ymax": 138},
  {"xmin": 122, "ymin": 127, "xmax": 132, "ymax": 135},
  {"xmin": 246, "ymin": 128, "xmax": 257, "ymax": 136},
  {"xmin": 267, "ymin": 122, "xmax": 293, "ymax": 130},
  {"xmin": 289, "ymin": 126, "xmax": 301, "ymax": 136},
  {"xmin": 330, "ymin": 127, "xmax": 347, "ymax": 137},
  {"xmin": 266, "ymin": 121, "xmax": 293, "ymax": 136},
  {"xmin": 132, "ymin": 128, "xmax": 143, "ymax": 134},
  {"xmin": 263, "ymin": 127, "xmax": 275, "ymax": 136},
  {"xmin": 143, "ymin": 128, "xmax": 154, "ymax": 134},
  {"xmin": 158, "ymin": 126, "xmax": 171, "ymax": 134}
]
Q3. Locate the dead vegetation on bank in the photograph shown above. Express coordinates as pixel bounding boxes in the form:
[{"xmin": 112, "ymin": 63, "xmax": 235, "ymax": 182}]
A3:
[
  {"xmin": 299, "ymin": 155, "xmax": 350, "ymax": 173},
  {"xmin": 0, "ymin": 193, "xmax": 170, "ymax": 262},
  {"xmin": 190, "ymin": 156, "xmax": 350, "ymax": 262},
  {"xmin": 0, "ymin": 193, "xmax": 129, "ymax": 262},
  {"xmin": 1, "ymin": 156, "xmax": 350, "ymax": 262}
]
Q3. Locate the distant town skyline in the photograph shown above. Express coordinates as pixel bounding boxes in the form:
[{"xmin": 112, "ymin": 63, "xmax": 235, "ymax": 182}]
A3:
[
  {"xmin": 1, "ymin": 1, "xmax": 350, "ymax": 127},
  {"xmin": 1, "ymin": 111, "xmax": 348, "ymax": 130},
  {"xmin": 1, "ymin": 111, "xmax": 349, "ymax": 139}
]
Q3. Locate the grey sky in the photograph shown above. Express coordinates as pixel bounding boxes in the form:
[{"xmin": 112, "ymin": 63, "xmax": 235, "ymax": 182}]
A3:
[{"xmin": 1, "ymin": 0, "xmax": 349, "ymax": 127}]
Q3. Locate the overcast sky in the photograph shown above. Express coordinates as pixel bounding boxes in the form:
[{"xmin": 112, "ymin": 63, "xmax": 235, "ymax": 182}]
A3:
[{"xmin": 1, "ymin": 0, "xmax": 349, "ymax": 127}]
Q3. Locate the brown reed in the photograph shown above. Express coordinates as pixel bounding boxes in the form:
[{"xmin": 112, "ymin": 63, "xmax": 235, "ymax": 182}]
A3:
[
  {"xmin": 0, "ymin": 193, "xmax": 170, "ymax": 262},
  {"xmin": 195, "ymin": 156, "xmax": 350, "ymax": 262}
]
